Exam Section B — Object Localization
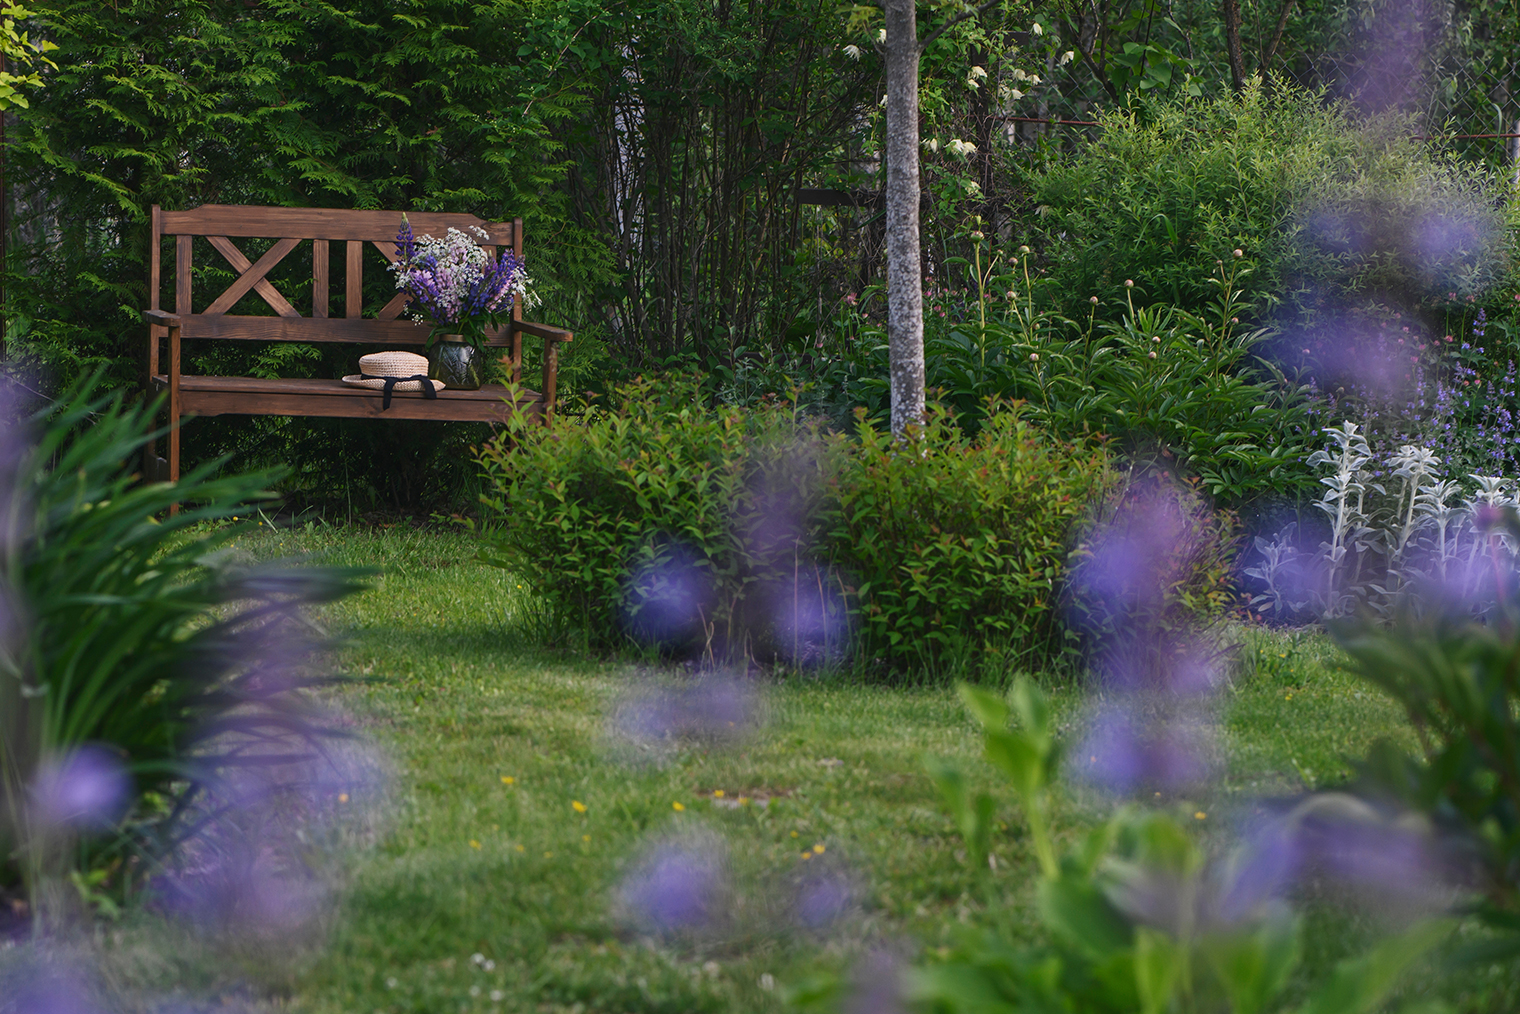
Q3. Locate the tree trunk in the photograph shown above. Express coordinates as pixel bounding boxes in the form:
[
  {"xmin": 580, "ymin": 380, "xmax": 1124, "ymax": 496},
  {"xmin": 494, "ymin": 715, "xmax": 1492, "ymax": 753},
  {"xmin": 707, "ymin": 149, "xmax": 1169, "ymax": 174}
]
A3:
[
  {"xmin": 1221, "ymin": 0, "xmax": 1246, "ymax": 92},
  {"xmin": 884, "ymin": 0, "xmax": 925, "ymax": 436}
]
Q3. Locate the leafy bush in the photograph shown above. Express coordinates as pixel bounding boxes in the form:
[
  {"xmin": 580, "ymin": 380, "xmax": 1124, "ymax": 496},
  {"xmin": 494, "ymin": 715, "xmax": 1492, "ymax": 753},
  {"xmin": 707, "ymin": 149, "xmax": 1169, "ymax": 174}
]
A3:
[
  {"xmin": 843, "ymin": 253, "xmax": 1320, "ymax": 507},
  {"xmin": 0, "ymin": 375, "xmax": 366, "ymax": 922},
  {"xmin": 476, "ymin": 382, "xmax": 1109, "ymax": 676},
  {"xmin": 824, "ymin": 402, "xmax": 1110, "ymax": 677},
  {"xmin": 476, "ymin": 377, "xmax": 846, "ymax": 661},
  {"xmin": 1027, "ymin": 82, "xmax": 1512, "ymax": 336}
]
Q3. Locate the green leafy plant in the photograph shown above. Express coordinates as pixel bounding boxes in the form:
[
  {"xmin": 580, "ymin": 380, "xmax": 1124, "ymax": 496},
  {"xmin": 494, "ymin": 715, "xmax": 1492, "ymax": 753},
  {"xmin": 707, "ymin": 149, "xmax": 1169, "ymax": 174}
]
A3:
[
  {"xmin": 475, "ymin": 376, "xmax": 845, "ymax": 661},
  {"xmin": 844, "ymin": 251, "xmax": 1318, "ymax": 508},
  {"xmin": 476, "ymin": 380, "xmax": 1110, "ymax": 677},
  {"xmin": 823, "ymin": 401, "xmax": 1111, "ymax": 677},
  {"xmin": 1026, "ymin": 82, "xmax": 1512, "ymax": 334},
  {"xmin": 889, "ymin": 679, "xmax": 1458, "ymax": 1014},
  {"xmin": 0, "ymin": 374, "xmax": 366, "ymax": 927},
  {"xmin": 1330, "ymin": 508, "xmax": 1520, "ymax": 959}
]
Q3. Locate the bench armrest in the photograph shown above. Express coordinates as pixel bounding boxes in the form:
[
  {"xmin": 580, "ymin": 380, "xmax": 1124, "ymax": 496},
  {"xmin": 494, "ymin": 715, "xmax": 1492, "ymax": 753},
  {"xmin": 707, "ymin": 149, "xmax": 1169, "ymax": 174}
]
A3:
[
  {"xmin": 512, "ymin": 319, "xmax": 573, "ymax": 343},
  {"xmin": 144, "ymin": 309, "xmax": 182, "ymax": 328}
]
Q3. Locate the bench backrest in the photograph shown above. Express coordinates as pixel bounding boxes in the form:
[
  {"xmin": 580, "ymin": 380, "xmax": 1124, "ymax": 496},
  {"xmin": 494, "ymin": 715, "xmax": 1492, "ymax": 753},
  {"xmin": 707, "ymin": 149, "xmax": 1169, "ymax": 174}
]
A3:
[{"xmin": 149, "ymin": 205, "xmax": 524, "ymax": 347}]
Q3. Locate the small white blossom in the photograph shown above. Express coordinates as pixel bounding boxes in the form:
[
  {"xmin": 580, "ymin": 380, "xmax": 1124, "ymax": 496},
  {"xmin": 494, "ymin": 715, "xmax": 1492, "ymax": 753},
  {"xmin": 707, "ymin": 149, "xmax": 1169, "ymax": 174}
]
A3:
[
  {"xmin": 1027, "ymin": 74, "xmax": 1041, "ymax": 84},
  {"xmin": 877, "ymin": 28, "xmax": 886, "ymax": 43},
  {"xmin": 1059, "ymin": 50, "xmax": 1075, "ymax": 66},
  {"xmin": 843, "ymin": 44, "xmax": 862, "ymax": 60},
  {"xmin": 945, "ymin": 138, "xmax": 977, "ymax": 157},
  {"xmin": 1011, "ymin": 68, "xmax": 1027, "ymax": 81},
  {"xmin": 1007, "ymin": 88, "xmax": 1024, "ymax": 101},
  {"xmin": 1031, "ymin": 22, "xmax": 1043, "ymax": 35},
  {"xmin": 964, "ymin": 180, "xmax": 981, "ymax": 194},
  {"xmin": 924, "ymin": 137, "xmax": 940, "ymax": 152},
  {"xmin": 968, "ymin": 65, "xmax": 987, "ymax": 79}
]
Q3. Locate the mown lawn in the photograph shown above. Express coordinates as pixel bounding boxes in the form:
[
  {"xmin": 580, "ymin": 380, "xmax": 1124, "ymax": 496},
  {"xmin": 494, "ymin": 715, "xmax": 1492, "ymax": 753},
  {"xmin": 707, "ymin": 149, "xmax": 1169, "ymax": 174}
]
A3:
[{"xmin": 75, "ymin": 523, "xmax": 1446, "ymax": 1012}]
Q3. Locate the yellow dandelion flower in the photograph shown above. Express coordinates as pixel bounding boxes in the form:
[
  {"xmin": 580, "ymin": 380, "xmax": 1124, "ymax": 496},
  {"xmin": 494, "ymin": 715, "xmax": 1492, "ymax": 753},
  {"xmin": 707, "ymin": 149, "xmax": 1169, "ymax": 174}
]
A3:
[
  {"xmin": 672, "ymin": 801, "xmax": 685, "ymax": 812},
  {"xmin": 572, "ymin": 800, "xmax": 587, "ymax": 813},
  {"xmin": 337, "ymin": 793, "xmax": 349, "ymax": 803},
  {"xmin": 790, "ymin": 831, "xmax": 799, "ymax": 838},
  {"xmin": 812, "ymin": 844, "xmax": 825, "ymax": 854},
  {"xmin": 582, "ymin": 834, "xmax": 590, "ymax": 843},
  {"xmin": 1194, "ymin": 811, "xmax": 1207, "ymax": 820},
  {"xmin": 515, "ymin": 844, "xmax": 525, "ymax": 853},
  {"xmin": 470, "ymin": 839, "xmax": 482, "ymax": 849},
  {"xmin": 801, "ymin": 852, "xmax": 812, "ymax": 860},
  {"xmin": 713, "ymin": 790, "xmax": 725, "ymax": 798},
  {"xmin": 544, "ymin": 851, "xmax": 553, "ymax": 858},
  {"xmin": 501, "ymin": 776, "xmax": 515, "ymax": 785}
]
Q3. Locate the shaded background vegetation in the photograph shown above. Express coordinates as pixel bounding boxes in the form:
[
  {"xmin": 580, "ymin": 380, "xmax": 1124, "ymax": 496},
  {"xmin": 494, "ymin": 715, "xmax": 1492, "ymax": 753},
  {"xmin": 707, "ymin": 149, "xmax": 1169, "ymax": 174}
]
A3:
[{"xmin": 1, "ymin": 0, "xmax": 1518, "ymax": 513}]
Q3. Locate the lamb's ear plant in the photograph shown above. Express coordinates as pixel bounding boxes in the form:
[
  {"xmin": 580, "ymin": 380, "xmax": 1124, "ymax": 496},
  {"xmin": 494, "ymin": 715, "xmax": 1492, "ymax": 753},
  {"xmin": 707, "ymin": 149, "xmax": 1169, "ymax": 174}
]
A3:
[{"xmin": 0, "ymin": 373, "xmax": 367, "ymax": 929}]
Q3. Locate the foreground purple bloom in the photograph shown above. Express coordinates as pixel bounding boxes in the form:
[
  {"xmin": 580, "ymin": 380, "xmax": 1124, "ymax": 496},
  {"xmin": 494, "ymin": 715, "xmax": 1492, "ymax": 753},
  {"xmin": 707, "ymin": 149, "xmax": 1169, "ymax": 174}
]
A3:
[
  {"xmin": 618, "ymin": 839, "xmax": 729, "ymax": 935},
  {"xmin": 30, "ymin": 744, "xmax": 131, "ymax": 832},
  {"xmin": 612, "ymin": 673, "xmax": 760, "ymax": 752}
]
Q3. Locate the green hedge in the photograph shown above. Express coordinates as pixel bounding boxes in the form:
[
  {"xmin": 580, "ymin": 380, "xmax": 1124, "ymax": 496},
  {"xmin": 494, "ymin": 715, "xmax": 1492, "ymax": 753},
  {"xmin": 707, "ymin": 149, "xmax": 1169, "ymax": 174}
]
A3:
[{"xmin": 476, "ymin": 380, "xmax": 1111, "ymax": 677}]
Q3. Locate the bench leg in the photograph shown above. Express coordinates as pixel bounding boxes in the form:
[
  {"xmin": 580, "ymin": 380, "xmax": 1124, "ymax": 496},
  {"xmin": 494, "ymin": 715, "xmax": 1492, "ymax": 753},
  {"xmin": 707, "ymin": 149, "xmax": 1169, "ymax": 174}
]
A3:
[{"xmin": 168, "ymin": 323, "xmax": 181, "ymax": 515}]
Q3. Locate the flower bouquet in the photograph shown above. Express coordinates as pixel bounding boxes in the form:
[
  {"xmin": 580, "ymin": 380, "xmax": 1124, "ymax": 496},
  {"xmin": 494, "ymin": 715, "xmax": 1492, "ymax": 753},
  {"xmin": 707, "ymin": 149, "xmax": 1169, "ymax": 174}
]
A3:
[{"xmin": 390, "ymin": 217, "xmax": 535, "ymax": 389}]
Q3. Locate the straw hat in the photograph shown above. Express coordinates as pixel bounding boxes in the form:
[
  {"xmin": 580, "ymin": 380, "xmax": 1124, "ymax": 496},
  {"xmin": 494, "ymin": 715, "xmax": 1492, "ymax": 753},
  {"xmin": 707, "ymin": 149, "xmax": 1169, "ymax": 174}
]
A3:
[{"xmin": 342, "ymin": 351, "xmax": 444, "ymax": 408}]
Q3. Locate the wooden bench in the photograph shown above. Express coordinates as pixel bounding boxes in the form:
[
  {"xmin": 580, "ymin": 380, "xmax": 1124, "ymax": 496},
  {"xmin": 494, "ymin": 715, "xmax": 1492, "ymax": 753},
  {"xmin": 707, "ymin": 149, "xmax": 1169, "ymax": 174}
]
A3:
[{"xmin": 143, "ymin": 204, "xmax": 571, "ymax": 483}]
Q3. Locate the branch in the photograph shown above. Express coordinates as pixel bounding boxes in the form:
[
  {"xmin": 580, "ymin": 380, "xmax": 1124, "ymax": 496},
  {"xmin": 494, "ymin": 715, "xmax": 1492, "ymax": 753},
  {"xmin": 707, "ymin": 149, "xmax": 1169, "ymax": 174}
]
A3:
[
  {"xmin": 918, "ymin": 0, "xmax": 1002, "ymax": 53},
  {"xmin": 1259, "ymin": 0, "xmax": 1297, "ymax": 75}
]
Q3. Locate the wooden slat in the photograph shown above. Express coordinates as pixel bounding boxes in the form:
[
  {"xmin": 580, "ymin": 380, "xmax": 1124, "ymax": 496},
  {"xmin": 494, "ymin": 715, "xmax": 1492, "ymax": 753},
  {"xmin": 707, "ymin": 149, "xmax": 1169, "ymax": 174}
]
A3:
[
  {"xmin": 345, "ymin": 241, "xmax": 362, "ymax": 318},
  {"xmin": 150, "ymin": 205, "xmax": 162, "ymax": 312},
  {"xmin": 177, "ymin": 314, "xmax": 508, "ymax": 345},
  {"xmin": 312, "ymin": 239, "xmax": 328, "ymax": 318},
  {"xmin": 205, "ymin": 236, "xmax": 300, "ymax": 317},
  {"xmin": 376, "ymin": 292, "xmax": 412, "ymax": 321},
  {"xmin": 161, "ymin": 375, "xmax": 543, "ymax": 423},
  {"xmin": 175, "ymin": 234, "xmax": 192, "ymax": 313},
  {"xmin": 160, "ymin": 205, "xmax": 515, "ymax": 244}
]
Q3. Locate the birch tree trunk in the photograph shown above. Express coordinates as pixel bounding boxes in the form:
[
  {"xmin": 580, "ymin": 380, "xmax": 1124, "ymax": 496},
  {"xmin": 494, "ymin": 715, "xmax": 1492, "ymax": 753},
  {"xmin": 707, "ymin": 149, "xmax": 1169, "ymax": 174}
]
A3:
[{"xmin": 884, "ymin": 0, "xmax": 925, "ymax": 436}]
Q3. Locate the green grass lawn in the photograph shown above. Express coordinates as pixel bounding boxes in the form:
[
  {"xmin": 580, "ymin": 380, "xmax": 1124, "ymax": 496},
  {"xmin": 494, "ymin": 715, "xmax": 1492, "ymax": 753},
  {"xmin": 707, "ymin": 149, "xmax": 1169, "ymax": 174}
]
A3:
[{"xmin": 80, "ymin": 523, "xmax": 1445, "ymax": 1012}]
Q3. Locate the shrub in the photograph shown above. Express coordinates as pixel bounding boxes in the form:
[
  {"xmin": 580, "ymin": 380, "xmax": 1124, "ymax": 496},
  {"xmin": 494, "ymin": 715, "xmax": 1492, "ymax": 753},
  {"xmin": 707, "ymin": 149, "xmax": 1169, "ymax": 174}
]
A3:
[
  {"xmin": 0, "ymin": 374, "xmax": 366, "ymax": 923},
  {"xmin": 843, "ymin": 253, "xmax": 1321, "ymax": 508},
  {"xmin": 1027, "ymin": 82, "xmax": 1511, "ymax": 337},
  {"xmin": 476, "ymin": 383, "xmax": 1110, "ymax": 677},
  {"xmin": 475, "ymin": 377, "xmax": 845, "ymax": 661},
  {"xmin": 824, "ymin": 402, "xmax": 1110, "ymax": 677}
]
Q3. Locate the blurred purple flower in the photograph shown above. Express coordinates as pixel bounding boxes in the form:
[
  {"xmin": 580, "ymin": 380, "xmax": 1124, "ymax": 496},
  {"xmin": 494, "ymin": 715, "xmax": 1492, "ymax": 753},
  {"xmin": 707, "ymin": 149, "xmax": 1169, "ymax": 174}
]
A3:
[
  {"xmin": 30, "ymin": 744, "xmax": 131, "ymax": 832},
  {"xmin": 767, "ymin": 573, "xmax": 849, "ymax": 669},
  {"xmin": 613, "ymin": 673, "xmax": 759, "ymax": 747},
  {"xmin": 793, "ymin": 867, "xmax": 856, "ymax": 930},
  {"xmin": 618, "ymin": 838, "xmax": 728, "ymax": 935},
  {"xmin": 0, "ymin": 959, "xmax": 104, "ymax": 1014},
  {"xmin": 622, "ymin": 544, "xmax": 716, "ymax": 650},
  {"xmin": 843, "ymin": 949, "xmax": 907, "ymax": 1014},
  {"xmin": 1222, "ymin": 795, "xmax": 1452, "ymax": 921},
  {"xmin": 1074, "ymin": 705, "xmax": 1215, "ymax": 795}
]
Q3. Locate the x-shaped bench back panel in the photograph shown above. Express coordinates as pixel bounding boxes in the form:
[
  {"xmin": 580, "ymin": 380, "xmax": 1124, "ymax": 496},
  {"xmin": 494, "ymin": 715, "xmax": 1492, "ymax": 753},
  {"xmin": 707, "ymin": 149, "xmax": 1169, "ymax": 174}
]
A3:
[{"xmin": 150, "ymin": 205, "xmax": 523, "ymax": 341}]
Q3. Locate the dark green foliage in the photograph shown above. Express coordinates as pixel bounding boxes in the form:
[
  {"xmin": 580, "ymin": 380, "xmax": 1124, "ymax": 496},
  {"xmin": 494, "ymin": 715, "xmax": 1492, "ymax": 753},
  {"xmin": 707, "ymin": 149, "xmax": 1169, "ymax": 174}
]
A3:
[
  {"xmin": 1025, "ymin": 83, "xmax": 1512, "ymax": 336},
  {"xmin": 824, "ymin": 403, "xmax": 1110, "ymax": 677},
  {"xmin": 475, "ymin": 381, "xmax": 1109, "ymax": 677},
  {"xmin": 5, "ymin": 0, "xmax": 605, "ymax": 507},
  {"xmin": 0, "ymin": 373, "xmax": 367, "ymax": 904},
  {"xmin": 844, "ymin": 255, "xmax": 1320, "ymax": 508}
]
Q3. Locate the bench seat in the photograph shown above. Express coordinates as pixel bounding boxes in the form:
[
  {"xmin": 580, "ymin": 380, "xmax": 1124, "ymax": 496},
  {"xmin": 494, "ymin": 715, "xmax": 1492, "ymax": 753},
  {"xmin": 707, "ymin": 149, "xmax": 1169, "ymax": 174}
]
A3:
[{"xmin": 149, "ymin": 374, "xmax": 546, "ymax": 423}]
